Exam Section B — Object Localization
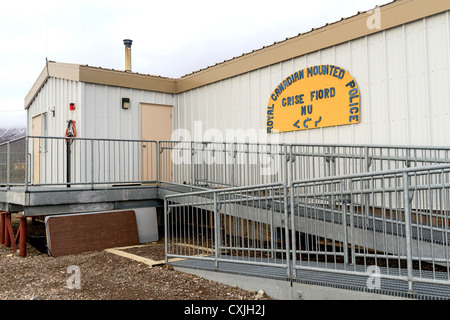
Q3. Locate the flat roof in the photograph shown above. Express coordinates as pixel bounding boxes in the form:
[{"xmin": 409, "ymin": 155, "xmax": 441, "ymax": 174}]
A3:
[{"xmin": 25, "ymin": 0, "xmax": 450, "ymax": 109}]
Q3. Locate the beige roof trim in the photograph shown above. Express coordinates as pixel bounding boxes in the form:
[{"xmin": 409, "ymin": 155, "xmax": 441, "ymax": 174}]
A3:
[
  {"xmin": 25, "ymin": 62, "xmax": 177, "ymax": 109},
  {"xmin": 25, "ymin": 61, "xmax": 80, "ymax": 109},
  {"xmin": 25, "ymin": 0, "xmax": 449, "ymax": 109},
  {"xmin": 176, "ymin": 0, "xmax": 450, "ymax": 92},
  {"xmin": 78, "ymin": 65, "xmax": 177, "ymax": 94}
]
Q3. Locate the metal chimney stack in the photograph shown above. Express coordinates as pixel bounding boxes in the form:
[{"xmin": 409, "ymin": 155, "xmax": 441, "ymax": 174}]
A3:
[{"xmin": 123, "ymin": 39, "xmax": 133, "ymax": 72}]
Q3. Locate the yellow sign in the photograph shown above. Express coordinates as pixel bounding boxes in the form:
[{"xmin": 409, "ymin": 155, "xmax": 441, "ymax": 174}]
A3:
[{"xmin": 267, "ymin": 65, "xmax": 360, "ymax": 133}]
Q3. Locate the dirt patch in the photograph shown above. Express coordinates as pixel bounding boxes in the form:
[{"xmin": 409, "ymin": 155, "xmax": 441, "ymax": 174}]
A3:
[
  {"xmin": 0, "ymin": 215, "xmax": 272, "ymax": 300},
  {"xmin": 121, "ymin": 243, "xmax": 166, "ymax": 262}
]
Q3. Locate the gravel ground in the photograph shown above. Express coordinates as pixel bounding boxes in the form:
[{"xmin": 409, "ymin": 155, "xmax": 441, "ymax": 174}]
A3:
[{"xmin": 0, "ymin": 215, "xmax": 272, "ymax": 301}]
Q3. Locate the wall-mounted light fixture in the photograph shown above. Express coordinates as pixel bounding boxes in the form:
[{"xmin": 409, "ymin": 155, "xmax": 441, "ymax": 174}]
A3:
[
  {"xmin": 122, "ymin": 98, "xmax": 130, "ymax": 109},
  {"xmin": 49, "ymin": 106, "xmax": 55, "ymax": 117}
]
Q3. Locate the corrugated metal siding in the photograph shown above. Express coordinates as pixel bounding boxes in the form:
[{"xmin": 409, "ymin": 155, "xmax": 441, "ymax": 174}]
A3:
[
  {"xmin": 27, "ymin": 77, "xmax": 82, "ymax": 138},
  {"xmin": 27, "ymin": 79, "xmax": 176, "ymax": 185},
  {"xmin": 82, "ymin": 83, "xmax": 176, "ymax": 140},
  {"xmin": 28, "ymin": 78, "xmax": 177, "ymax": 140},
  {"xmin": 177, "ymin": 11, "xmax": 450, "ymax": 147},
  {"xmin": 26, "ymin": 77, "xmax": 82, "ymax": 185}
]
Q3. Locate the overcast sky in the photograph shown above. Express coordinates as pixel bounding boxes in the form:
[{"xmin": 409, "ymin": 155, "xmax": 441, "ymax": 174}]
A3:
[{"xmin": 0, "ymin": 0, "xmax": 391, "ymax": 129}]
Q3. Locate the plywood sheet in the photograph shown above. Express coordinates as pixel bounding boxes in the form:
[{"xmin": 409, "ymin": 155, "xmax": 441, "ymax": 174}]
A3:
[{"xmin": 45, "ymin": 210, "xmax": 140, "ymax": 257}]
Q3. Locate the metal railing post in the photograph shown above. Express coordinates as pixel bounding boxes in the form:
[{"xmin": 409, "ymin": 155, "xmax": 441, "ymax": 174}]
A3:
[
  {"xmin": 288, "ymin": 144, "xmax": 294, "ymax": 185},
  {"xmin": 66, "ymin": 139, "xmax": 71, "ymax": 188},
  {"xmin": 364, "ymin": 146, "xmax": 372, "ymax": 172},
  {"xmin": 284, "ymin": 144, "xmax": 290, "ymax": 186},
  {"xmin": 287, "ymin": 144, "xmax": 296, "ymax": 280},
  {"xmin": 290, "ymin": 182, "xmax": 297, "ymax": 279},
  {"xmin": 214, "ymin": 192, "xmax": 220, "ymax": 269},
  {"xmin": 156, "ymin": 141, "xmax": 160, "ymax": 187},
  {"xmin": 222, "ymin": 142, "xmax": 227, "ymax": 187},
  {"xmin": 6, "ymin": 141, "xmax": 10, "ymax": 190},
  {"xmin": 349, "ymin": 181, "xmax": 355, "ymax": 266},
  {"xmin": 164, "ymin": 198, "xmax": 169, "ymax": 265},
  {"xmin": 283, "ymin": 183, "xmax": 292, "ymax": 280},
  {"xmin": 364, "ymin": 146, "xmax": 371, "ymax": 227},
  {"xmin": 190, "ymin": 141, "xmax": 194, "ymax": 190},
  {"xmin": 91, "ymin": 139, "xmax": 94, "ymax": 189},
  {"xmin": 341, "ymin": 181, "xmax": 350, "ymax": 266},
  {"xmin": 231, "ymin": 143, "xmax": 236, "ymax": 187},
  {"xmin": 25, "ymin": 137, "xmax": 29, "ymax": 192},
  {"xmin": 403, "ymin": 171, "xmax": 414, "ymax": 294}
]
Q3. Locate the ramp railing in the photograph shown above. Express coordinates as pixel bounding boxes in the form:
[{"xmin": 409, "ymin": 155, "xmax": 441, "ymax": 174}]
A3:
[
  {"xmin": 159, "ymin": 141, "xmax": 287, "ymax": 189},
  {"xmin": 290, "ymin": 164, "xmax": 450, "ymax": 294},
  {"xmin": 165, "ymin": 164, "xmax": 450, "ymax": 298},
  {"xmin": 165, "ymin": 183, "xmax": 291, "ymax": 277},
  {"xmin": 160, "ymin": 141, "xmax": 450, "ymax": 189},
  {"xmin": 2, "ymin": 137, "xmax": 450, "ymax": 191}
]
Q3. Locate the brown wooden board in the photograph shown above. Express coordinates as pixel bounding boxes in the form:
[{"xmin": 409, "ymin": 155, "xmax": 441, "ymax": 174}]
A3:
[{"xmin": 46, "ymin": 210, "xmax": 140, "ymax": 257}]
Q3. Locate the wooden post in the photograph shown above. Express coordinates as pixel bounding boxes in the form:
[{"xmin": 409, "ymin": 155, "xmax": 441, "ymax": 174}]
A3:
[
  {"xmin": 19, "ymin": 217, "xmax": 27, "ymax": 257},
  {"xmin": 4, "ymin": 213, "xmax": 11, "ymax": 248},
  {"xmin": 0, "ymin": 212, "xmax": 5, "ymax": 245}
]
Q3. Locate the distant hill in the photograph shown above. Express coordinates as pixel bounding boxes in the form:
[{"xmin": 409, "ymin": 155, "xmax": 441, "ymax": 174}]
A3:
[{"xmin": 0, "ymin": 128, "xmax": 26, "ymax": 144}]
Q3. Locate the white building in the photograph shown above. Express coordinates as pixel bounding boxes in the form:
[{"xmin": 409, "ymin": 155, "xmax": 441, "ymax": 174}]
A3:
[{"xmin": 25, "ymin": 0, "xmax": 450, "ymax": 186}]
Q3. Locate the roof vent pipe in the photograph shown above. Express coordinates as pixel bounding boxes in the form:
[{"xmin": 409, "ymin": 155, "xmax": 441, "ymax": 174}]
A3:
[{"xmin": 123, "ymin": 39, "xmax": 133, "ymax": 72}]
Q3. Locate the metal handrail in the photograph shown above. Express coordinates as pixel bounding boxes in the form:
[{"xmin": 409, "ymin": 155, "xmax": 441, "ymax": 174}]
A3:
[
  {"xmin": 165, "ymin": 164, "xmax": 450, "ymax": 297},
  {"xmin": 3, "ymin": 136, "xmax": 450, "ymax": 190}
]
